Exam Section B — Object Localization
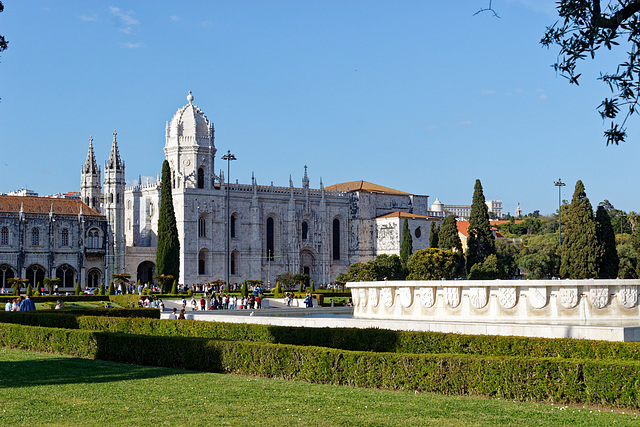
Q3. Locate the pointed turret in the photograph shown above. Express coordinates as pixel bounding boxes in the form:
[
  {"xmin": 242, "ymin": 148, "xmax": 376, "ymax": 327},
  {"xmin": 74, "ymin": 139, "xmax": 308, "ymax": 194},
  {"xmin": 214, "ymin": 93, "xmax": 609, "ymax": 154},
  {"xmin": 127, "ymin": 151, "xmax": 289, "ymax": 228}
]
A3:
[
  {"xmin": 81, "ymin": 136, "xmax": 102, "ymax": 212},
  {"xmin": 302, "ymin": 165, "xmax": 309, "ymax": 189},
  {"xmin": 106, "ymin": 130, "xmax": 124, "ymax": 170}
]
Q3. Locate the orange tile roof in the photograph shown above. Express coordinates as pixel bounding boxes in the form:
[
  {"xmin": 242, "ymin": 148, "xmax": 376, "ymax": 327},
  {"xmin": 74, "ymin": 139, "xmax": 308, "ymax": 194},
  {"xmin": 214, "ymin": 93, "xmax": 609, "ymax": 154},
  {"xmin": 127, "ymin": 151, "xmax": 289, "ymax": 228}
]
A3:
[
  {"xmin": 490, "ymin": 220, "xmax": 524, "ymax": 225},
  {"xmin": 0, "ymin": 195, "xmax": 102, "ymax": 216},
  {"xmin": 457, "ymin": 221, "xmax": 470, "ymax": 237},
  {"xmin": 376, "ymin": 211, "xmax": 439, "ymax": 220},
  {"xmin": 325, "ymin": 180, "xmax": 411, "ymax": 195}
]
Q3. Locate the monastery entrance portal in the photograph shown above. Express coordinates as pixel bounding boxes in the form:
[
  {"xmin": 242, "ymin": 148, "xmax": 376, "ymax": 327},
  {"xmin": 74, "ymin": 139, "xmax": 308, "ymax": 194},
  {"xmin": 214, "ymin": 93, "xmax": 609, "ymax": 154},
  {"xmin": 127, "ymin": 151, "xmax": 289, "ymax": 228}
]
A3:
[{"xmin": 137, "ymin": 261, "xmax": 155, "ymax": 285}]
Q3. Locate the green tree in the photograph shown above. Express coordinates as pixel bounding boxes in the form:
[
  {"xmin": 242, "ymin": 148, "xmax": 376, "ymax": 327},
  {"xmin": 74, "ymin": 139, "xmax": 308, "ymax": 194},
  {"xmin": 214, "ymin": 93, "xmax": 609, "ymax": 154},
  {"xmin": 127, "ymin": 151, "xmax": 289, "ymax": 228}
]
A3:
[
  {"xmin": 371, "ymin": 254, "xmax": 406, "ymax": 281},
  {"xmin": 541, "ymin": 0, "xmax": 640, "ymax": 145},
  {"xmin": 170, "ymin": 280, "xmax": 178, "ymax": 295},
  {"xmin": 75, "ymin": 282, "xmax": 82, "ymax": 295},
  {"xmin": 518, "ymin": 234, "xmax": 560, "ymax": 279},
  {"xmin": 617, "ymin": 244, "xmax": 638, "ymax": 278},
  {"xmin": 107, "ymin": 281, "xmax": 115, "ymax": 295},
  {"xmin": 43, "ymin": 277, "xmax": 61, "ymax": 295},
  {"xmin": 407, "ymin": 248, "xmax": 455, "ymax": 280},
  {"xmin": 429, "ymin": 221, "xmax": 439, "ymax": 248},
  {"xmin": 465, "ymin": 179, "xmax": 495, "ymax": 273},
  {"xmin": 156, "ymin": 160, "xmax": 180, "ymax": 282},
  {"xmin": 437, "ymin": 215, "xmax": 465, "ymax": 277},
  {"xmin": 468, "ymin": 254, "xmax": 506, "ymax": 280},
  {"xmin": 560, "ymin": 180, "xmax": 600, "ymax": 279},
  {"xmin": 400, "ymin": 218, "xmax": 413, "ymax": 267},
  {"xmin": 153, "ymin": 274, "xmax": 174, "ymax": 294},
  {"xmin": 596, "ymin": 205, "xmax": 620, "ymax": 278}
]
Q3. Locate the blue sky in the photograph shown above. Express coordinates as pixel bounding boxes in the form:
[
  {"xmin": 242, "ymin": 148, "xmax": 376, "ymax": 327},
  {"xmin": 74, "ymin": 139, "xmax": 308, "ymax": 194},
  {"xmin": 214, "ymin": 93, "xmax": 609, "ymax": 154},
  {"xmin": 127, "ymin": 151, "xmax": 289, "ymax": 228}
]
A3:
[{"xmin": 1, "ymin": 0, "xmax": 639, "ymax": 216}]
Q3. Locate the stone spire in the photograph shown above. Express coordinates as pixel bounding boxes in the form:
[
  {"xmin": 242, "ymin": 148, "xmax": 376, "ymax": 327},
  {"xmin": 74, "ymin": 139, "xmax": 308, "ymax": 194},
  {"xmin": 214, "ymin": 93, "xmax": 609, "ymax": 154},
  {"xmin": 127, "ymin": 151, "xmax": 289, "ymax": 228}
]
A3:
[
  {"xmin": 302, "ymin": 165, "xmax": 309, "ymax": 189},
  {"xmin": 106, "ymin": 130, "xmax": 124, "ymax": 170},
  {"xmin": 83, "ymin": 136, "xmax": 99, "ymax": 174}
]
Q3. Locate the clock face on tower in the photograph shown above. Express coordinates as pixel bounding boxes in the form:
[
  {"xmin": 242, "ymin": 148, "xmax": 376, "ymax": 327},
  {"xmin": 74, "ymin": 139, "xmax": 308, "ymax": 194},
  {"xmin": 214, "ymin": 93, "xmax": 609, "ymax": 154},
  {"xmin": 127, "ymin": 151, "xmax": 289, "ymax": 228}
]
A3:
[{"xmin": 183, "ymin": 159, "xmax": 191, "ymax": 166}]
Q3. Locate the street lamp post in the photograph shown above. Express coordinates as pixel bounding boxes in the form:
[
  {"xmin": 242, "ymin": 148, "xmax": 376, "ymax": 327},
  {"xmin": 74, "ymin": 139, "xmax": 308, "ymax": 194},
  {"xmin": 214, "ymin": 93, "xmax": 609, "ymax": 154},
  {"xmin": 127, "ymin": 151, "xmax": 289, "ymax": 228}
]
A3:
[
  {"xmin": 221, "ymin": 150, "xmax": 236, "ymax": 292},
  {"xmin": 554, "ymin": 179, "xmax": 566, "ymax": 246}
]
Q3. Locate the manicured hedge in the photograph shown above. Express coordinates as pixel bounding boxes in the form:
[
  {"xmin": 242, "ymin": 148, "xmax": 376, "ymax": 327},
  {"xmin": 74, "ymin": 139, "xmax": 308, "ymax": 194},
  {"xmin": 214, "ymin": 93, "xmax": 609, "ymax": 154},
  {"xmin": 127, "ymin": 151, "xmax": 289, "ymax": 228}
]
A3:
[
  {"xmin": 1, "ymin": 322, "xmax": 639, "ymax": 409},
  {"xmin": 0, "ymin": 309, "xmax": 159, "ymax": 327},
  {"xmin": 2, "ymin": 312, "xmax": 640, "ymax": 361}
]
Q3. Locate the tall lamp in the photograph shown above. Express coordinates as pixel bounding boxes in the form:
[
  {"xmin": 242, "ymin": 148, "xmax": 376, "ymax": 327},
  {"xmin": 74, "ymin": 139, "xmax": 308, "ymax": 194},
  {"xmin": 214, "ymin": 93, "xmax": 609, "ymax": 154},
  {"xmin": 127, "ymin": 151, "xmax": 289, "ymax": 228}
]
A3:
[
  {"xmin": 554, "ymin": 179, "xmax": 566, "ymax": 246},
  {"xmin": 222, "ymin": 150, "xmax": 236, "ymax": 291}
]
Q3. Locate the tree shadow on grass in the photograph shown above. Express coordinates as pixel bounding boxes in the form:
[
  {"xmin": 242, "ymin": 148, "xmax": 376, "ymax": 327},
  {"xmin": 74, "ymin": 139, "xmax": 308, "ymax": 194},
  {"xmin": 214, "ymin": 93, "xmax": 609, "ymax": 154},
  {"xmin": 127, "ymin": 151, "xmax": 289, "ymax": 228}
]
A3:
[{"xmin": 0, "ymin": 351, "xmax": 196, "ymax": 389}]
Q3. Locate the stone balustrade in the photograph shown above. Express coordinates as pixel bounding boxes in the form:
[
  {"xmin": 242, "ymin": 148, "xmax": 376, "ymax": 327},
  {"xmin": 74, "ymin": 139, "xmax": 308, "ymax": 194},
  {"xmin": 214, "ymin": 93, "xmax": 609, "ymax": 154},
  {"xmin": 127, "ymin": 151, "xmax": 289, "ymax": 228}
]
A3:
[{"xmin": 346, "ymin": 279, "xmax": 640, "ymax": 323}]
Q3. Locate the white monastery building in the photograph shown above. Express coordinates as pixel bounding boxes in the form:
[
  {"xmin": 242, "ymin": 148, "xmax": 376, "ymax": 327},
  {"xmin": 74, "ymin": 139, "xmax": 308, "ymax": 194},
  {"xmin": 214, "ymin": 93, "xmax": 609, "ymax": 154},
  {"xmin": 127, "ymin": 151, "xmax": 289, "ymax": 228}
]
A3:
[{"xmin": 73, "ymin": 92, "xmax": 443, "ymax": 288}]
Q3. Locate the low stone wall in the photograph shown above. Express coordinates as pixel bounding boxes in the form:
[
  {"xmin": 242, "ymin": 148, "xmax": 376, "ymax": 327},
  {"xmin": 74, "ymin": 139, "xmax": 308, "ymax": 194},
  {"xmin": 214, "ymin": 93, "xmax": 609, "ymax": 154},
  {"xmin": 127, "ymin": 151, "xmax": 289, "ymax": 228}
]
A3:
[{"xmin": 346, "ymin": 279, "xmax": 640, "ymax": 323}]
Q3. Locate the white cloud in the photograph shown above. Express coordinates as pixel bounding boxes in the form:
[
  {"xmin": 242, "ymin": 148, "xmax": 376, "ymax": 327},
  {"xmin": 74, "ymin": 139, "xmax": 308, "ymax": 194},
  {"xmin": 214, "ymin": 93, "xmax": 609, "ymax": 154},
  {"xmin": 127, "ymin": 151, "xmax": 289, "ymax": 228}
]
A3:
[
  {"xmin": 170, "ymin": 15, "xmax": 180, "ymax": 21},
  {"xmin": 481, "ymin": 89, "xmax": 496, "ymax": 95},
  {"xmin": 427, "ymin": 125, "xmax": 438, "ymax": 131},
  {"xmin": 120, "ymin": 42, "xmax": 146, "ymax": 49},
  {"xmin": 79, "ymin": 14, "xmax": 98, "ymax": 22},
  {"xmin": 459, "ymin": 121, "xmax": 472, "ymax": 126},
  {"xmin": 201, "ymin": 20, "xmax": 213, "ymax": 28},
  {"xmin": 110, "ymin": 6, "xmax": 140, "ymax": 34},
  {"xmin": 539, "ymin": 94, "xmax": 548, "ymax": 100}
]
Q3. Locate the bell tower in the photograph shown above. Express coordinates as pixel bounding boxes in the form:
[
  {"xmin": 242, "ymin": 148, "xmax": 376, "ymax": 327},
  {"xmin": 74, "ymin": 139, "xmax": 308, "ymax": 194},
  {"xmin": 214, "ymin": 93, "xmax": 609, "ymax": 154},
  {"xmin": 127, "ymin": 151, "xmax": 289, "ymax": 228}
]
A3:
[
  {"xmin": 80, "ymin": 136, "xmax": 102, "ymax": 212},
  {"xmin": 104, "ymin": 130, "xmax": 125, "ymax": 275}
]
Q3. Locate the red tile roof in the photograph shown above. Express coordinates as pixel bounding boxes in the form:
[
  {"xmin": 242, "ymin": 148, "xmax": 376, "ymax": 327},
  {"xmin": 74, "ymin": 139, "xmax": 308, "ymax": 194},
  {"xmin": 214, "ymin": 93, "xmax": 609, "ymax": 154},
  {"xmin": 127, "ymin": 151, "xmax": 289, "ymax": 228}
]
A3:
[
  {"xmin": 325, "ymin": 180, "xmax": 411, "ymax": 195},
  {"xmin": 0, "ymin": 195, "xmax": 102, "ymax": 216}
]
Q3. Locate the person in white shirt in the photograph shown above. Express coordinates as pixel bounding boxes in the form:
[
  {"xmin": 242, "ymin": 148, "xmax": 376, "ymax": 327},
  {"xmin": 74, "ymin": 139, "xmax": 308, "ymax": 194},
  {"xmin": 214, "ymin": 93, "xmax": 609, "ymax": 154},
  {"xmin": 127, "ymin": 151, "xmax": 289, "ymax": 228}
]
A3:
[{"xmin": 168, "ymin": 308, "xmax": 178, "ymax": 320}]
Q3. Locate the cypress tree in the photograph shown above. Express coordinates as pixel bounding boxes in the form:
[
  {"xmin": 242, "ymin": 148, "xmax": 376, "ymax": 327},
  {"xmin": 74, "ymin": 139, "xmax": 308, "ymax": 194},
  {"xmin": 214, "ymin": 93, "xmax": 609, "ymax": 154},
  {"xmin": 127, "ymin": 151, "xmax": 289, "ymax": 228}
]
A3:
[
  {"xmin": 438, "ymin": 215, "xmax": 463, "ymax": 253},
  {"xmin": 560, "ymin": 180, "xmax": 599, "ymax": 279},
  {"xmin": 465, "ymin": 179, "xmax": 495, "ymax": 274},
  {"xmin": 429, "ymin": 221, "xmax": 439, "ymax": 248},
  {"xmin": 156, "ymin": 160, "xmax": 180, "ymax": 282},
  {"xmin": 595, "ymin": 205, "xmax": 619, "ymax": 278},
  {"xmin": 400, "ymin": 218, "xmax": 413, "ymax": 266},
  {"xmin": 438, "ymin": 214, "xmax": 465, "ymax": 277}
]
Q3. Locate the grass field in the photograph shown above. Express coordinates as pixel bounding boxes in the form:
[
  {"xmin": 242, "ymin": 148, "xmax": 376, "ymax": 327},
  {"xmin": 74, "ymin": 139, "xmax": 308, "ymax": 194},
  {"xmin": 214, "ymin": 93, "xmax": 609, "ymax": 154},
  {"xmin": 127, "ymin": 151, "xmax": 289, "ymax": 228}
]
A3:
[{"xmin": 0, "ymin": 348, "xmax": 637, "ymax": 426}]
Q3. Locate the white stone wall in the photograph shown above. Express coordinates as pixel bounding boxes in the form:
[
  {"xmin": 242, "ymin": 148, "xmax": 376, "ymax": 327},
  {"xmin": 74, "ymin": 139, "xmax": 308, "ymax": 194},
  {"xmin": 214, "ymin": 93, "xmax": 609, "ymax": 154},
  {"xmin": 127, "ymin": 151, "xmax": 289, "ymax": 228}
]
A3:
[{"xmin": 348, "ymin": 279, "xmax": 640, "ymax": 323}]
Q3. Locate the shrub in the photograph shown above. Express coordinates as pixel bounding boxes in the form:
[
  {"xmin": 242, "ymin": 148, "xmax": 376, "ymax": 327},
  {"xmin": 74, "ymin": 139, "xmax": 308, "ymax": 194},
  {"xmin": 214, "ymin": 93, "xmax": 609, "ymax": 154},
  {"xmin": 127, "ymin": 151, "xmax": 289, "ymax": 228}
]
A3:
[
  {"xmin": 26, "ymin": 283, "xmax": 33, "ymax": 296},
  {"xmin": 171, "ymin": 280, "xmax": 178, "ymax": 295},
  {"xmin": 75, "ymin": 282, "xmax": 82, "ymax": 295},
  {"xmin": 274, "ymin": 282, "xmax": 282, "ymax": 297},
  {"xmin": 108, "ymin": 282, "xmax": 115, "ymax": 295},
  {"xmin": 310, "ymin": 280, "xmax": 315, "ymax": 293}
]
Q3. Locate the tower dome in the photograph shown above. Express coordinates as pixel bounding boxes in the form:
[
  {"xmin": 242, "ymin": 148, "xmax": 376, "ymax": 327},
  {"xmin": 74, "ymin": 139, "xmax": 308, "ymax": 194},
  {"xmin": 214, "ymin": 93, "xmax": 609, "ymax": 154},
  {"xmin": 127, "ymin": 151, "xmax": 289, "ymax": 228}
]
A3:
[
  {"xmin": 166, "ymin": 91, "xmax": 213, "ymax": 148},
  {"xmin": 430, "ymin": 197, "xmax": 443, "ymax": 213}
]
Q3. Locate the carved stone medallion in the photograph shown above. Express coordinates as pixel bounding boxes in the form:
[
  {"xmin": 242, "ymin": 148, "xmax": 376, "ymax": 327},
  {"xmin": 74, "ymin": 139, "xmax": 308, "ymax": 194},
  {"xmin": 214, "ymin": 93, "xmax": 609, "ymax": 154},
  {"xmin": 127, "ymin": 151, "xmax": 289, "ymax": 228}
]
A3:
[
  {"xmin": 445, "ymin": 286, "xmax": 461, "ymax": 308},
  {"xmin": 559, "ymin": 287, "xmax": 578, "ymax": 309},
  {"xmin": 368, "ymin": 287, "xmax": 380, "ymax": 308},
  {"xmin": 358, "ymin": 288, "xmax": 367, "ymax": 307},
  {"xmin": 469, "ymin": 287, "xmax": 488, "ymax": 309},
  {"xmin": 498, "ymin": 287, "xmax": 517, "ymax": 309},
  {"xmin": 528, "ymin": 286, "xmax": 547, "ymax": 309},
  {"xmin": 420, "ymin": 287, "xmax": 435, "ymax": 308},
  {"xmin": 618, "ymin": 286, "xmax": 637, "ymax": 308},
  {"xmin": 589, "ymin": 286, "xmax": 609, "ymax": 309},
  {"xmin": 399, "ymin": 287, "xmax": 413, "ymax": 308},
  {"xmin": 381, "ymin": 287, "xmax": 394, "ymax": 308},
  {"xmin": 352, "ymin": 289, "xmax": 360, "ymax": 307}
]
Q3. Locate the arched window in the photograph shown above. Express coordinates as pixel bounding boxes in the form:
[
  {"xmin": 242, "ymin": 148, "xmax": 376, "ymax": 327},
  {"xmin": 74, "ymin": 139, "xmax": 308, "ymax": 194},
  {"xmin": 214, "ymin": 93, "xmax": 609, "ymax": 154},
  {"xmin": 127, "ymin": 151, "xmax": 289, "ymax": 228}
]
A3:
[
  {"xmin": 266, "ymin": 217, "xmax": 274, "ymax": 260},
  {"xmin": 28, "ymin": 265, "xmax": 46, "ymax": 288},
  {"xmin": 302, "ymin": 222, "xmax": 308, "ymax": 240},
  {"xmin": 31, "ymin": 228, "xmax": 40, "ymax": 246},
  {"xmin": 230, "ymin": 214, "xmax": 236, "ymax": 238},
  {"xmin": 55, "ymin": 264, "xmax": 74, "ymax": 288},
  {"xmin": 332, "ymin": 218, "xmax": 341, "ymax": 260},
  {"xmin": 87, "ymin": 269, "xmax": 101, "ymax": 287},
  {"xmin": 109, "ymin": 193, "xmax": 114, "ymax": 204},
  {"xmin": 61, "ymin": 228, "xmax": 69, "ymax": 246},
  {"xmin": 88, "ymin": 228, "xmax": 100, "ymax": 248},
  {"xmin": 197, "ymin": 168, "xmax": 205, "ymax": 189},
  {"xmin": 0, "ymin": 227, "xmax": 7, "ymax": 246},
  {"xmin": 198, "ymin": 217, "xmax": 206, "ymax": 237},
  {"xmin": 198, "ymin": 249, "xmax": 208, "ymax": 275},
  {"xmin": 0, "ymin": 264, "xmax": 15, "ymax": 289},
  {"xmin": 231, "ymin": 251, "xmax": 237, "ymax": 275}
]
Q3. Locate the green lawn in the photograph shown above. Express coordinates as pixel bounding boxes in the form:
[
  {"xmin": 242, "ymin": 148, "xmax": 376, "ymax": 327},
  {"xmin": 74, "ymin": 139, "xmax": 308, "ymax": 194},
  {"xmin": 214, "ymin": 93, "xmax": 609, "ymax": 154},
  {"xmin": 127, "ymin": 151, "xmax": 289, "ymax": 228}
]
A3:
[{"xmin": 0, "ymin": 348, "xmax": 637, "ymax": 426}]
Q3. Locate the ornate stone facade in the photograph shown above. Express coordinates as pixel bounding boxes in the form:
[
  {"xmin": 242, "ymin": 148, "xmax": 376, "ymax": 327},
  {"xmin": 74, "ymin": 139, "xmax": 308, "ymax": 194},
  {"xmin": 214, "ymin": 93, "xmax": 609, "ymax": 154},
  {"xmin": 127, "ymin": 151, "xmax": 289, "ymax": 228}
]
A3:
[{"xmin": 82, "ymin": 92, "xmax": 442, "ymax": 287}]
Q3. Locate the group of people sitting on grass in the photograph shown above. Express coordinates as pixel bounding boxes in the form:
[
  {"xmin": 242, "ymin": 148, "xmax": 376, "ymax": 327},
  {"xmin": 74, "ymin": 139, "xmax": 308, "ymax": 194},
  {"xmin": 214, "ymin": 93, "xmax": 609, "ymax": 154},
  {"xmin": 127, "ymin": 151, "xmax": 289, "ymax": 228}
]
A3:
[{"xmin": 3, "ymin": 295, "xmax": 36, "ymax": 311}]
